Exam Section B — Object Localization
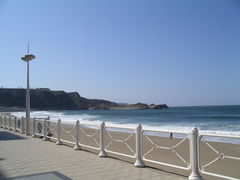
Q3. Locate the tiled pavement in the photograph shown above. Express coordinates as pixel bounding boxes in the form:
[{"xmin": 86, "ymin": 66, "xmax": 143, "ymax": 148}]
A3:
[{"xmin": 0, "ymin": 129, "xmax": 187, "ymax": 180}]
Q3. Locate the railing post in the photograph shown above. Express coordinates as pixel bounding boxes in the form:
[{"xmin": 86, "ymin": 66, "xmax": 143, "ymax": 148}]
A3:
[
  {"xmin": 25, "ymin": 115, "xmax": 30, "ymax": 136},
  {"xmin": 8, "ymin": 116, "xmax": 11, "ymax": 130},
  {"xmin": 188, "ymin": 127, "xmax": 202, "ymax": 180},
  {"xmin": 21, "ymin": 116, "xmax": 25, "ymax": 134},
  {"xmin": 4, "ymin": 115, "xmax": 7, "ymax": 129},
  {"xmin": 32, "ymin": 117, "xmax": 37, "ymax": 137},
  {"xmin": 74, "ymin": 120, "xmax": 81, "ymax": 150},
  {"xmin": 14, "ymin": 116, "xmax": 17, "ymax": 132},
  {"xmin": 99, "ymin": 122, "xmax": 107, "ymax": 157},
  {"xmin": 42, "ymin": 118, "xmax": 49, "ymax": 141},
  {"xmin": 47, "ymin": 116, "xmax": 50, "ymax": 135},
  {"xmin": 134, "ymin": 124, "xmax": 145, "ymax": 167},
  {"xmin": 0, "ymin": 115, "xmax": 2, "ymax": 128},
  {"xmin": 0, "ymin": 115, "xmax": 1, "ymax": 127},
  {"xmin": 56, "ymin": 119, "xmax": 63, "ymax": 145}
]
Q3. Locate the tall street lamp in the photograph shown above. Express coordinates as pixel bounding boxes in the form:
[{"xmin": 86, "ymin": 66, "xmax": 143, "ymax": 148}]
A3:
[{"xmin": 21, "ymin": 43, "xmax": 35, "ymax": 135}]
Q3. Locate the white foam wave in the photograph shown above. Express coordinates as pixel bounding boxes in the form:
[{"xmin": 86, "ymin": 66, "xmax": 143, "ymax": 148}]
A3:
[
  {"xmin": 10, "ymin": 111, "xmax": 240, "ymax": 142},
  {"xmin": 11, "ymin": 111, "xmax": 102, "ymax": 126}
]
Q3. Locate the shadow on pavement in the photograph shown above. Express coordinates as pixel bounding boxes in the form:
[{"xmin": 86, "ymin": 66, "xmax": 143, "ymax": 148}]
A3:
[
  {"xmin": 1, "ymin": 171, "xmax": 72, "ymax": 180},
  {"xmin": 0, "ymin": 132, "xmax": 26, "ymax": 141},
  {"xmin": 0, "ymin": 169, "xmax": 7, "ymax": 180}
]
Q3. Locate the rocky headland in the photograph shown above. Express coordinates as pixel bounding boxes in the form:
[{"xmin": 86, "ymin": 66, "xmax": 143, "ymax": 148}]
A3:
[{"xmin": 0, "ymin": 88, "xmax": 168, "ymax": 111}]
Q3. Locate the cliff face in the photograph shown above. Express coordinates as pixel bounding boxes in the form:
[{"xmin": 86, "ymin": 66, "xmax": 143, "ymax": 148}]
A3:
[{"xmin": 0, "ymin": 88, "xmax": 117, "ymax": 110}]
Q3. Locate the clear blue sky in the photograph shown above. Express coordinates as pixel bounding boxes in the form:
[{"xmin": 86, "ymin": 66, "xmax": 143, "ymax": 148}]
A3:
[{"xmin": 0, "ymin": 0, "xmax": 239, "ymax": 106}]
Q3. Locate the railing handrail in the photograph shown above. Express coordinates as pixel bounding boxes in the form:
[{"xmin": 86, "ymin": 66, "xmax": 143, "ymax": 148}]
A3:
[
  {"xmin": 199, "ymin": 133, "xmax": 240, "ymax": 139},
  {"xmin": 142, "ymin": 129, "xmax": 188, "ymax": 135},
  {"xmin": 105, "ymin": 125, "xmax": 135, "ymax": 130}
]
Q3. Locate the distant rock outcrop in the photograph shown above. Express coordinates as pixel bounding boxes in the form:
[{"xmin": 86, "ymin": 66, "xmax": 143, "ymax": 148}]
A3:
[
  {"xmin": 149, "ymin": 104, "xmax": 168, "ymax": 109},
  {"xmin": 111, "ymin": 102, "xmax": 168, "ymax": 110},
  {"xmin": 0, "ymin": 88, "xmax": 168, "ymax": 111}
]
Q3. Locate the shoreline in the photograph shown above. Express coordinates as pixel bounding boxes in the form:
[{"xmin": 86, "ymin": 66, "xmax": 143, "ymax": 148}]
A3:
[{"xmin": 2, "ymin": 111, "xmax": 240, "ymax": 145}]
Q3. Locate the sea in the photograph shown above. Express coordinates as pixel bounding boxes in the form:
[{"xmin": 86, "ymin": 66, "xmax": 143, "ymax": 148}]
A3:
[{"xmin": 11, "ymin": 105, "xmax": 240, "ymax": 144}]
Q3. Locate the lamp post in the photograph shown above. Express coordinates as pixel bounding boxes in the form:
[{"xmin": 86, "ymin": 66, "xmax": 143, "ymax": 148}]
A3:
[{"xmin": 21, "ymin": 43, "xmax": 35, "ymax": 135}]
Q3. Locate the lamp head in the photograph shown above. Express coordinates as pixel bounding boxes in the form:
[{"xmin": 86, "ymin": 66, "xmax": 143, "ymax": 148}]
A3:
[{"xmin": 21, "ymin": 54, "xmax": 35, "ymax": 62}]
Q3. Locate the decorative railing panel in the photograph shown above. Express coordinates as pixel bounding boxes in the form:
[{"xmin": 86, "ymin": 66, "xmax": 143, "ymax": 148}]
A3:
[
  {"xmin": 58, "ymin": 120, "xmax": 76, "ymax": 145},
  {"xmin": 78, "ymin": 123, "xmax": 100, "ymax": 150},
  {"xmin": 104, "ymin": 126, "xmax": 136, "ymax": 158},
  {"xmin": 142, "ymin": 129, "xmax": 190, "ymax": 170},
  {"xmin": 45, "ymin": 119, "xmax": 58, "ymax": 140},
  {"xmin": 198, "ymin": 134, "xmax": 240, "ymax": 180}
]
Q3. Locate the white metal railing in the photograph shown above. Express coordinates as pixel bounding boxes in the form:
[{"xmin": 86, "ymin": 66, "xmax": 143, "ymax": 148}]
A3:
[
  {"xmin": 142, "ymin": 129, "xmax": 190, "ymax": 170},
  {"xmin": 17, "ymin": 116, "xmax": 25, "ymax": 133},
  {"xmin": 59, "ymin": 120, "xmax": 76, "ymax": 145},
  {"xmin": 45, "ymin": 119, "xmax": 58, "ymax": 141},
  {"xmin": 34, "ymin": 117, "xmax": 45, "ymax": 137},
  {"xmin": 78, "ymin": 122, "xmax": 100, "ymax": 151},
  {"xmin": 104, "ymin": 125, "xmax": 136, "ymax": 159},
  {"xmin": 1, "ymin": 114, "xmax": 240, "ymax": 180},
  {"xmin": 0, "ymin": 115, "xmax": 2, "ymax": 128},
  {"xmin": 198, "ymin": 134, "xmax": 240, "ymax": 180},
  {"xmin": 0, "ymin": 115, "xmax": 25, "ymax": 133},
  {"xmin": 7, "ymin": 116, "xmax": 12, "ymax": 130}
]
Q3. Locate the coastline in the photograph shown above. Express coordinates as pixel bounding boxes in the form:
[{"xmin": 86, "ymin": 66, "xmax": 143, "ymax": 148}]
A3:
[{"xmin": 6, "ymin": 109, "xmax": 240, "ymax": 144}]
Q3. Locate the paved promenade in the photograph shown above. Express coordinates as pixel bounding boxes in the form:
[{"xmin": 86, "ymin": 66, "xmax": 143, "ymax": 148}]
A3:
[{"xmin": 0, "ymin": 129, "xmax": 187, "ymax": 180}]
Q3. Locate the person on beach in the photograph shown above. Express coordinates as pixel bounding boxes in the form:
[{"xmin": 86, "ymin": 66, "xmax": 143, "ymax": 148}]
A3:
[
  {"xmin": 17, "ymin": 120, "xmax": 21, "ymax": 129},
  {"xmin": 170, "ymin": 132, "xmax": 173, "ymax": 139},
  {"xmin": 37, "ymin": 122, "xmax": 42, "ymax": 133}
]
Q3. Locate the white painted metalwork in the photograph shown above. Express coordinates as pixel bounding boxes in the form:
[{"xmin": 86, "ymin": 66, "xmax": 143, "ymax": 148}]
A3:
[
  {"xmin": 0, "ymin": 115, "xmax": 3, "ymax": 128},
  {"xmin": 74, "ymin": 120, "xmax": 81, "ymax": 150},
  {"xmin": 134, "ymin": 124, "xmax": 145, "ymax": 167},
  {"xmin": 189, "ymin": 127, "xmax": 202, "ymax": 180},
  {"xmin": 21, "ymin": 116, "xmax": 25, "ymax": 134},
  {"xmin": 142, "ymin": 129, "xmax": 190, "ymax": 171},
  {"xmin": 0, "ymin": 115, "xmax": 2, "ymax": 127},
  {"xmin": 9, "ymin": 115, "xmax": 15, "ymax": 130},
  {"xmin": 60, "ymin": 121, "xmax": 75, "ymax": 144},
  {"xmin": 8, "ymin": 116, "xmax": 12, "ymax": 130},
  {"xmin": 78, "ymin": 124, "xmax": 100, "ymax": 150},
  {"xmin": 4, "ymin": 115, "xmax": 7, "ymax": 129},
  {"xmin": 45, "ymin": 118, "xmax": 58, "ymax": 141},
  {"xmin": 105, "ymin": 125, "xmax": 136, "ymax": 159},
  {"xmin": 198, "ymin": 134, "xmax": 240, "ymax": 180},
  {"xmin": 56, "ymin": 119, "xmax": 63, "ymax": 145},
  {"xmin": 32, "ymin": 117, "xmax": 37, "ymax": 137},
  {"xmin": 14, "ymin": 116, "xmax": 17, "ymax": 132},
  {"xmin": 99, "ymin": 122, "xmax": 107, "ymax": 157},
  {"xmin": 42, "ymin": 118, "xmax": 49, "ymax": 141}
]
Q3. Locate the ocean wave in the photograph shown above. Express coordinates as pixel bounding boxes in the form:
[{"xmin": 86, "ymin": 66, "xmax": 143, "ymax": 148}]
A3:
[
  {"xmin": 191, "ymin": 115, "xmax": 240, "ymax": 119},
  {"xmin": 10, "ymin": 110, "xmax": 240, "ymax": 144}
]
